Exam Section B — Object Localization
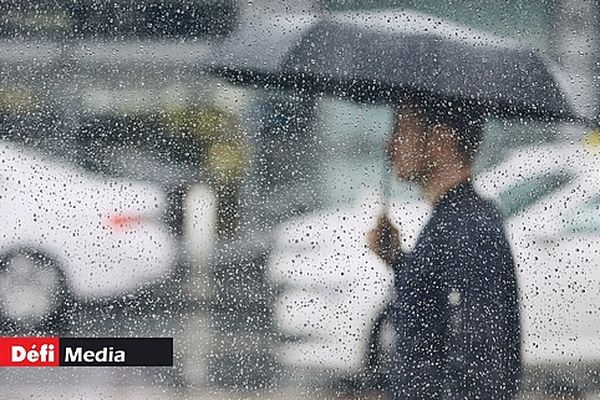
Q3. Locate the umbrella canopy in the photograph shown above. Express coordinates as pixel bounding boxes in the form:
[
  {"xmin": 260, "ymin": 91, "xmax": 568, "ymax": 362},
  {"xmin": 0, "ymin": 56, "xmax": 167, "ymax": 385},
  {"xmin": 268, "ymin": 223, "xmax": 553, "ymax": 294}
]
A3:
[{"xmin": 204, "ymin": 11, "xmax": 579, "ymax": 121}]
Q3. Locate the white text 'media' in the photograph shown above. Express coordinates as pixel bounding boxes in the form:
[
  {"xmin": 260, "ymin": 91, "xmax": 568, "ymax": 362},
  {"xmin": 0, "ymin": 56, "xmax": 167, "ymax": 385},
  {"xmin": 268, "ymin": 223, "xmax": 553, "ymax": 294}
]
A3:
[{"xmin": 64, "ymin": 347, "xmax": 126, "ymax": 363}]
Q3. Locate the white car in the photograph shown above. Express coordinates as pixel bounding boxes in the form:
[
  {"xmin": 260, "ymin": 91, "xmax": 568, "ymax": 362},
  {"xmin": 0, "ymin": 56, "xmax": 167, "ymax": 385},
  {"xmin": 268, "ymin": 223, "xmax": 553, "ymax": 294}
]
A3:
[
  {"xmin": 268, "ymin": 192, "xmax": 427, "ymax": 379},
  {"xmin": 0, "ymin": 140, "xmax": 216, "ymax": 330},
  {"xmin": 267, "ymin": 137, "xmax": 600, "ymax": 382},
  {"xmin": 476, "ymin": 140, "xmax": 600, "ymax": 366}
]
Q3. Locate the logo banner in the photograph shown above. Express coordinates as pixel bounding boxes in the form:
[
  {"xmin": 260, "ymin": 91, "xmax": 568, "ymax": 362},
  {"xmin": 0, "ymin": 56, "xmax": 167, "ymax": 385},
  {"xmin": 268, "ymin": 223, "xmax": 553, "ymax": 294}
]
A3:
[{"xmin": 0, "ymin": 337, "xmax": 173, "ymax": 367}]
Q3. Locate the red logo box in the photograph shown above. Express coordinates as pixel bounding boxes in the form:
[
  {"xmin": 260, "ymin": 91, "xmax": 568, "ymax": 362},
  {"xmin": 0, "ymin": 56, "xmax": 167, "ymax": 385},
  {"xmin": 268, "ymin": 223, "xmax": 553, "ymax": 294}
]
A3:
[{"xmin": 0, "ymin": 337, "xmax": 60, "ymax": 367}]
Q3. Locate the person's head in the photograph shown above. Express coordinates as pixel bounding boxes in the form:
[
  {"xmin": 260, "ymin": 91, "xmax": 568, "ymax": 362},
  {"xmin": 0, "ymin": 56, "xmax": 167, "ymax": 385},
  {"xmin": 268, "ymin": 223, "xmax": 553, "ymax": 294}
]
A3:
[{"xmin": 385, "ymin": 95, "xmax": 484, "ymax": 183}]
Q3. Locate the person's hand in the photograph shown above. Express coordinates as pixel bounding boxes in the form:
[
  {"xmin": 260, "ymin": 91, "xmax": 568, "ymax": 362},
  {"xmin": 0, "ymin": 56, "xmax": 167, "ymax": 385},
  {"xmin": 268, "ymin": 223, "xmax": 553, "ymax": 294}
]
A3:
[{"xmin": 367, "ymin": 214, "xmax": 402, "ymax": 266}]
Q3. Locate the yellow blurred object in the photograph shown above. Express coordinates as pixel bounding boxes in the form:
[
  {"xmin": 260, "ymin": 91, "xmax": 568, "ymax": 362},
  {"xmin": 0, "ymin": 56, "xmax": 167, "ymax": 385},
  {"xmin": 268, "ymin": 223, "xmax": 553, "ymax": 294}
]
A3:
[
  {"xmin": 162, "ymin": 103, "xmax": 250, "ymax": 185},
  {"xmin": 164, "ymin": 105, "xmax": 239, "ymax": 141},
  {"xmin": 11, "ymin": 10, "xmax": 72, "ymax": 31},
  {"xmin": 206, "ymin": 141, "xmax": 249, "ymax": 184},
  {"xmin": 584, "ymin": 129, "xmax": 600, "ymax": 152},
  {"xmin": 0, "ymin": 85, "xmax": 38, "ymax": 114}
]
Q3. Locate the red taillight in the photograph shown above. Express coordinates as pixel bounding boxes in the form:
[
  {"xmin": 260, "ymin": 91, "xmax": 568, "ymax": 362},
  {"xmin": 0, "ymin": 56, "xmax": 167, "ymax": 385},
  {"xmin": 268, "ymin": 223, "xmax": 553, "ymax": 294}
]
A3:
[{"xmin": 105, "ymin": 214, "xmax": 146, "ymax": 231}]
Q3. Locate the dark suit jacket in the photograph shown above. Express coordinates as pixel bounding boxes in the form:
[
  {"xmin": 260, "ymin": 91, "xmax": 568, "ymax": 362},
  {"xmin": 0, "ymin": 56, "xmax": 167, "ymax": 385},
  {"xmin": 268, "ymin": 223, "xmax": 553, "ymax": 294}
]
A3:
[{"xmin": 389, "ymin": 181, "xmax": 521, "ymax": 400}]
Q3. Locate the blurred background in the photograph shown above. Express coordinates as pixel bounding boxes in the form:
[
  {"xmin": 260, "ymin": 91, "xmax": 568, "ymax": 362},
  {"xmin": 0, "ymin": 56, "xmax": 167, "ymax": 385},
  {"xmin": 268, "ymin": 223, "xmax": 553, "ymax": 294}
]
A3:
[{"xmin": 0, "ymin": 0, "xmax": 599, "ymax": 399}]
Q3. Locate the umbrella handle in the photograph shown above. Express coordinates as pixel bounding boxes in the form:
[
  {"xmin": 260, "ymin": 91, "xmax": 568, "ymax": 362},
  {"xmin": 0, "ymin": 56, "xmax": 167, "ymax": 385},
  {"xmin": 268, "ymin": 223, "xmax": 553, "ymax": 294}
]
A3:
[{"xmin": 381, "ymin": 157, "xmax": 392, "ymax": 213}]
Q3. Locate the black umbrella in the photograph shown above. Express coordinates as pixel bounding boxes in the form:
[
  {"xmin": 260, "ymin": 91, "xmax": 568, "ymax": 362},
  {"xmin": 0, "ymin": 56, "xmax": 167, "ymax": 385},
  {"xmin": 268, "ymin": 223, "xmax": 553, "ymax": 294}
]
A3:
[{"xmin": 204, "ymin": 10, "xmax": 580, "ymax": 121}]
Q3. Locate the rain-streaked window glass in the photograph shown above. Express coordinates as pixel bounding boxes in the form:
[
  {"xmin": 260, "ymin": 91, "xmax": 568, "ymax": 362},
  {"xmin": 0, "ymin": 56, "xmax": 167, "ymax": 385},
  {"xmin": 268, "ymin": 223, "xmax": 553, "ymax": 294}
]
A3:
[{"xmin": 1, "ymin": 1, "xmax": 600, "ymax": 400}]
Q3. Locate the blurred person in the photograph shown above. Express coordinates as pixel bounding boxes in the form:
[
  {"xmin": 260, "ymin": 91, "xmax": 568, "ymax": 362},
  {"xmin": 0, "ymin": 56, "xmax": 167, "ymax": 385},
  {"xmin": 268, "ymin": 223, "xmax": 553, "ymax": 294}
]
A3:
[{"xmin": 368, "ymin": 96, "xmax": 522, "ymax": 400}]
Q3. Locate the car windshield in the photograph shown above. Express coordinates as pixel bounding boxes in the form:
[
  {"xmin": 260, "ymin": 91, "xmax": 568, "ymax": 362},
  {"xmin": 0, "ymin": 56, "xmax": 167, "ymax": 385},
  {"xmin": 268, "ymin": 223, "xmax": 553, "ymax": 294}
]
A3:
[
  {"xmin": 566, "ymin": 195, "xmax": 600, "ymax": 234},
  {"xmin": 497, "ymin": 170, "xmax": 575, "ymax": 217}
]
